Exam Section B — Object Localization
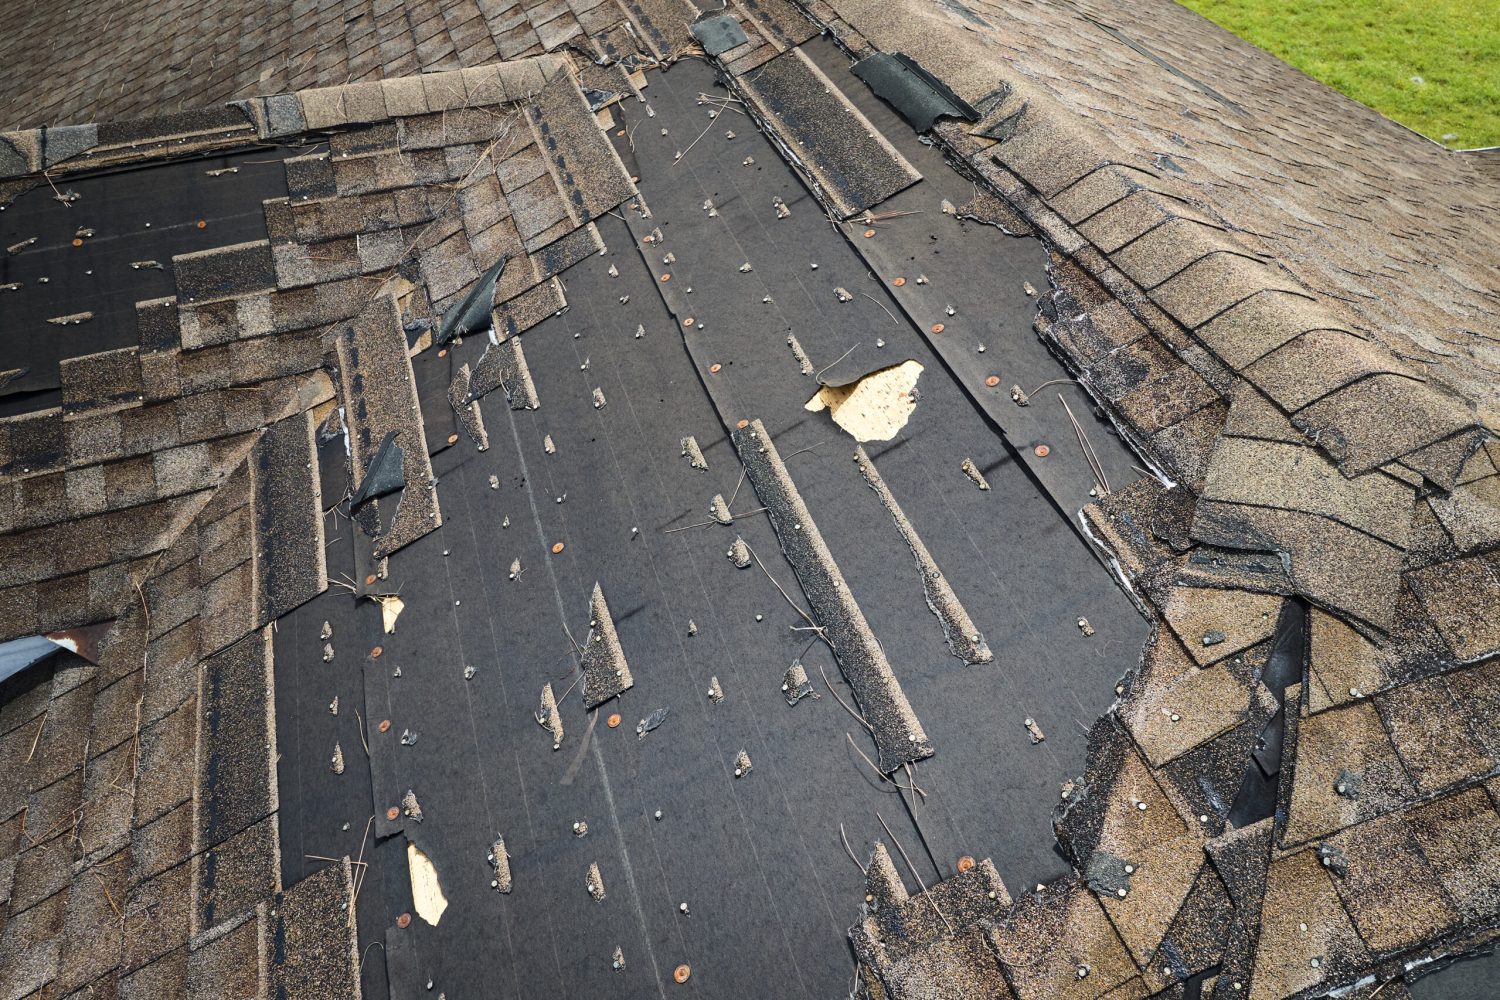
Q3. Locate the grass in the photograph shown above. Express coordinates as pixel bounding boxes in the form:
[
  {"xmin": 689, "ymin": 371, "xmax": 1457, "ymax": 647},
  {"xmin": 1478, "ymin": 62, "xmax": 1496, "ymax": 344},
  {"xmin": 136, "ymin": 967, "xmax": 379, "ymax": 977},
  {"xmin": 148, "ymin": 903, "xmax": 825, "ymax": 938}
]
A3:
[{"xmin": 1176, "ymin": 0, "xmax": 1500, "ymax": 147}]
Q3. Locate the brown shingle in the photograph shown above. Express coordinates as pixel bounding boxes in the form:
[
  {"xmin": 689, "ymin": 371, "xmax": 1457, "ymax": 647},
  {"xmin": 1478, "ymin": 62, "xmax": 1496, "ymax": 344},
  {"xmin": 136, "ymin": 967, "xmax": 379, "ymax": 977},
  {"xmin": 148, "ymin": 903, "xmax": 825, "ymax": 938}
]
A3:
[
  {"xmin": 1406, "ymin": 551, "xmax": 1500, "ymax": 663},
  {"xmin": 1375, "ymin": 675, "xmax": 1495, "ymax": 794},
  {"xmin": 1281, "ymin": 700, "xmax": 1415, "ymax": 847}
]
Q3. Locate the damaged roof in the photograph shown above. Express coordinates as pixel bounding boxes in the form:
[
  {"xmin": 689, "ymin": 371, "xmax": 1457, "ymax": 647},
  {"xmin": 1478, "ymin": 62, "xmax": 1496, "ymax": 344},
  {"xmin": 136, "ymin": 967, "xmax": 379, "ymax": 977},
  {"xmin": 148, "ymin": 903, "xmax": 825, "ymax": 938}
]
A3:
[{"xmin": 0, "ymin": 1, "xmax": 1496, "ymax": 999}]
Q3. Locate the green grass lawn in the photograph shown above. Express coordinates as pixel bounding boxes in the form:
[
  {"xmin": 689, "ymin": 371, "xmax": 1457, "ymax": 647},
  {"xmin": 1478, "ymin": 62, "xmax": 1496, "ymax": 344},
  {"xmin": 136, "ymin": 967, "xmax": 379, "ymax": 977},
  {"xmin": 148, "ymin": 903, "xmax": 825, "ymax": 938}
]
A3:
[{"xmin": 1176, "ymin": 0, "xmax": 1500, "ymax": 147}]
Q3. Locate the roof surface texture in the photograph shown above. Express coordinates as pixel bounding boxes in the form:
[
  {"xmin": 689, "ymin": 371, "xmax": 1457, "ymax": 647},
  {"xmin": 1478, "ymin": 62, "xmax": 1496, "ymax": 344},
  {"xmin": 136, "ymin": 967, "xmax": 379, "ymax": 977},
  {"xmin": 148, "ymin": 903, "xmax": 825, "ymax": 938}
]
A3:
[{"xmin": 0, "ymin": 1, "xmax": 1496, "ymax": 999}]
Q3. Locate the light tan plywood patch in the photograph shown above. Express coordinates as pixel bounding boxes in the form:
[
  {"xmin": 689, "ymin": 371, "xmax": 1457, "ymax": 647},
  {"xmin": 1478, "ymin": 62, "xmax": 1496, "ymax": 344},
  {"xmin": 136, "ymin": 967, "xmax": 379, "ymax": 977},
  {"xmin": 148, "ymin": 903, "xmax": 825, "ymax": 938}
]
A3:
[
  {"xmin": 805, "ymin": 360, "xmax": 923, "ymax": 441},
  {"xmin": 407, "ymin": 840, "xmax": 448, "ymax": 926}
]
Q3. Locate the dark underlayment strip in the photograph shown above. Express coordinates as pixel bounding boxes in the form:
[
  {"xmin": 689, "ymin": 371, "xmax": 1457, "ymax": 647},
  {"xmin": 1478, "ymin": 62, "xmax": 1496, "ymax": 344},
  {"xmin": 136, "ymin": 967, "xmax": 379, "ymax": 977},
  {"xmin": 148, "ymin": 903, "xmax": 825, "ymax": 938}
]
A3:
[{"xmin": 732, "ymin": 419, "xmax": 932, "ymax": 773}]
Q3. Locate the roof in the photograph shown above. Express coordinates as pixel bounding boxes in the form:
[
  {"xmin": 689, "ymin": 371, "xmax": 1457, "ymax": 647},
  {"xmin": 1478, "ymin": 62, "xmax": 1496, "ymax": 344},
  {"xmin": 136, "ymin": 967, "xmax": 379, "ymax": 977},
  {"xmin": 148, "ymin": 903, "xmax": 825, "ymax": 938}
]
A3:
[{"xmin": 0, "ymin": 1, "xmax": 1497, "ymax": 998}]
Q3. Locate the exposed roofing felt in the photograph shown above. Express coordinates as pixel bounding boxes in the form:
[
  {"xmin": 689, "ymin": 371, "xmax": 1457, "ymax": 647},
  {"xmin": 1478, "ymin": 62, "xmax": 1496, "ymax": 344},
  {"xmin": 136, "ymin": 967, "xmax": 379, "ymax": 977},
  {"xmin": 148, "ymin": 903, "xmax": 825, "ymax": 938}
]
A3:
[{"xmin": 0, "ymin": 1, "xmax": 1497, "ymax": 999}]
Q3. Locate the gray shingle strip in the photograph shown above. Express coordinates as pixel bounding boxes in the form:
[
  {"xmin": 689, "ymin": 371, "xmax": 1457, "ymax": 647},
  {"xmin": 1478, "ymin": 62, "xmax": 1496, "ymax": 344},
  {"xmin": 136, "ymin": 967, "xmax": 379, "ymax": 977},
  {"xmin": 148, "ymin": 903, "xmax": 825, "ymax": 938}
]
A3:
[
  {"xmin": 172, "ymin": 241, "xmax": 276, "ymax": 304},
  {"xmin": 250, "ymin": 411, "xmax": 327, "ymax": 623},
  {"xmin": 849, "ymin": 51, "xmax": 978, "ymax": 132},
  {"xmin": 447, "ymin": 362, "xmax": 490, "ymax": 449},
  {"xmin": 852, "ymin": 446, "xmax": 992, "ymax": 665},
  {"xmin": 691, "ymin": 13, "xmax": 749, "ymax": 56},
  {"xmin": 732, "ymin": 419, "xmax": 931, "ymax": 773},
  {"xmin": 526, "ymin": 71, "xmax": 636, "ymax": 224},
  {"xmin": 194, "ymin": 629, "xmax": 276, "ymax": 854},
  {"xmin": 736, "ymin": 47, "xmax": 921, "ymax": 219},
  {"xmin": 333, "ymin": 293, "xmax": 441, "ymax": 559}
]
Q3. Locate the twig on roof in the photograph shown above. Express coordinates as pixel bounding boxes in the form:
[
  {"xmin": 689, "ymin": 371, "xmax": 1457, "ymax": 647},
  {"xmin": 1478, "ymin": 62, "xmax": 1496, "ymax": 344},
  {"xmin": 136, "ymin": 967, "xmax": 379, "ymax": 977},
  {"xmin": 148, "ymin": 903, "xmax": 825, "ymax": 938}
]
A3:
[
  {"xmin": 840, "ymin": 822, "xmax": 867, "ymax": 875},
  {"xmin": 350, "ymin": 814, "xmax": 374, "ymax": 926},
  {"xmin": 661, "ymin": 506, "xmax": 768, "ymax": 533},
  {"xmin": 93, "ymin": 871, "xmax": 121, "ymax": 917},
  {"xmin": 38, "ymin": 170, "xmax": 71, "ymax": 208},
  {"xmin": 846, "ymin": 734, "xmax": 926, "ymax": 796},
  {"xmin": 725, "ymin": 463, "xmax": 747, "ymax": 509},
  {"xmin": 672, "ymin": 115, "xmax": 718, "ymax": 166},
  {"xmin": 133, "ymin": 578, "xmax": 151, "ymax": 633},
  {"xmin": 780, "ymin": 440, "xmax": 827, "ymax": 463},
  {"xmin": 820, "ymin": 665, "xmax": 873, "ymax": 734},
  {"xmin": 855, "ymin": 209, "xmax": 923, "ymax": 224},
  {"xmin": 359, "ymin": 941, "xmax": 386, "ymax": 976},
  {"xmin": 814, "ymin": 344, "xmax": 858, "ymax": 380},
  {"xmin": 876, "ymin": 812, "xmax": 953, "ymax": 934},
  {"xmin": 25, "ymin": 710, "xmax": 47, "ymax": 763},
  {"xmin": 746, "ymin": 543, "xmax": 821, "ymax": 635},
  {"xmin": 859, "ymin": 292, "xmax": 900, "ymax": 326},
  {"xmin": 1059, "ymin": 393, "xmax": 1110, "ymax": 494},
  {"xmin": 307, "ymin": 854, "xmax": 369, "ymax": 866},
  {"xmin": 552, "ymin": 668, "xmax": 585, "ymax": 708}
]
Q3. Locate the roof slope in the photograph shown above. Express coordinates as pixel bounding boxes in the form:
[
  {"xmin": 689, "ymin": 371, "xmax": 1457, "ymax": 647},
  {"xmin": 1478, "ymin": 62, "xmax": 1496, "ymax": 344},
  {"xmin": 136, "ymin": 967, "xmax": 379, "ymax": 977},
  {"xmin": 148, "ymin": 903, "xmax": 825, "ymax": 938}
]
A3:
[{"xmin": 1, "ymin": 2, "xmax": 1498, "ymax": 999}]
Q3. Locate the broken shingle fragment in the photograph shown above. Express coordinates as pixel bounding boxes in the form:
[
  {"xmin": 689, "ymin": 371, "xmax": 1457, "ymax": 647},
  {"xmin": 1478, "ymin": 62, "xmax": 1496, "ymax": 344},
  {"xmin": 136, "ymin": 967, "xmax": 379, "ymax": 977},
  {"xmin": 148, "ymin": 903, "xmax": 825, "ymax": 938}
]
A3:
[
  {"xmin": 349, "ymin": 430, "xmax": 406, "ymax": 508},
  {"xmin": 581, "ymin": 583, "xmax": 635, "ymax": 708},
  {"xmin": 960, "ymin": 457, "xmax": 990, "ymax": 491},
  {"xmin": 447, "ymin": 363, "xmax": 489, "ymax": 451},
  {"xmin": 680, "ymin": 436, "xmax": 708, "ymax": 470},
  {"xmin": 535, "ymin": 683, "xmax": 563, "ymax": 749},
  {"xmin": 469, "ymin": 338, "xmax": 540, "ymax": 410},
  {"xmin": 636, "ymin": 707, "xmax": 668, "ymax": 740},
  {"xmin": 436, "ymin": 256, "xmax": 506, "ymax": 344},
  {"xmin": 855, "ymin": 446, "xmax": 993, "ymax": 665},
  {"xmin": 782, "ymin": 660, "xmax": 818, "ymax": 705},
  {"xmin": 490, "ymin": 838, "xmax": 512, "ymax": 893}
]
